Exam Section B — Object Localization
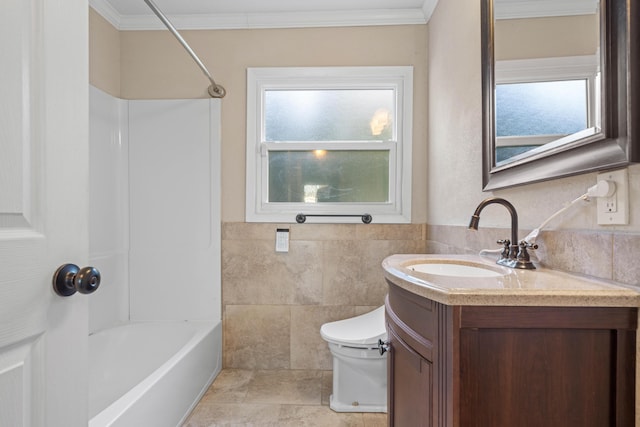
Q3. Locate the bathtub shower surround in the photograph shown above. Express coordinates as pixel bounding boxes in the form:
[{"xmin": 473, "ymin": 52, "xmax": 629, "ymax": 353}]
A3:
[
  {"xmin": 128, "ymin": 98, "xmax": 221, "ymax": 322},
  {"xmin": 89, "ymin": 86, "xmax": 129, "ymax": 332},
  {"xmin": 88, "ymin": 87, "xmax": 222, "ymax": 426}
]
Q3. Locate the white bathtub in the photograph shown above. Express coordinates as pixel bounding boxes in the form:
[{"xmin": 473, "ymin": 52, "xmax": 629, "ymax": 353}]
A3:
[{"xmin": 89, "ymin": 321, "xmax": 221, "ymax": 427}]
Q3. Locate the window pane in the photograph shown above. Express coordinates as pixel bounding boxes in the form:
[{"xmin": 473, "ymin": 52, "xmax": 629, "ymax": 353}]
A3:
[
  {"xmin": 268, "ymin": 150, "xmax": 389, "ymax": 203},
  {"xmin": 496, "ymin": 80, "xmax": 588, "ymax": 137},
  {"xmin": 264, "ymin": 90, "xmax": 394, "ymax": 142}
]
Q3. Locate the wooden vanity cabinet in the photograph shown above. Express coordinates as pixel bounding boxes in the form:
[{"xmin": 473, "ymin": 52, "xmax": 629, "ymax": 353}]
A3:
[
  {"xmin": 385, "ymin": 281, "xmax": 637, "ymax": 427},
  {"xmin": 387, "ymin": 325, "xmax": 432, "ymax": 426}
]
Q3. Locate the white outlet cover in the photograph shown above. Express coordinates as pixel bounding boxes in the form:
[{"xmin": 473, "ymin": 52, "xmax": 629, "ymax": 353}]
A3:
[{"xmin": 596, "ymin": 169, "xmax": 629, "ymax": 225}]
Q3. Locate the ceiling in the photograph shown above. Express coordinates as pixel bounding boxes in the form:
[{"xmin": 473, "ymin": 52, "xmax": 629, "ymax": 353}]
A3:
[{"xmin": 90, "ymin": 0, "xmax": 439, "ymax": 30}]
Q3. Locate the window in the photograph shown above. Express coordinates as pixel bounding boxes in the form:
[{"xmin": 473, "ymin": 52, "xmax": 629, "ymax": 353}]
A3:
[
  {"xmin": 495, "ymin": 55, "xmax": 599, "ymax": 164},
  {"xmin": 246, "ymin": 67, "xmax": 413, "ymax": 223}
]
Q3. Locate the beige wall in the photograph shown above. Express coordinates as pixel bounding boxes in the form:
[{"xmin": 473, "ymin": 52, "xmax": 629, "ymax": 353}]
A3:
[
  {"xmin": 89, "ymin": 9, "xmax": 120, "ymax": 97},
  {"xmin": 427, "ymin": 0, "xmax": 640, "ymax": 234},
  {"xmin": 116, "ymin": 24, "xmax": 429, "ymax": 223}
]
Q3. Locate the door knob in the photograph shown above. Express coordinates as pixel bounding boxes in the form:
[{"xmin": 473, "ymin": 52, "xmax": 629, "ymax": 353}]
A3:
[{"xmin": 52, "ymin": 264, "xmax": 101, "ymax": 297}]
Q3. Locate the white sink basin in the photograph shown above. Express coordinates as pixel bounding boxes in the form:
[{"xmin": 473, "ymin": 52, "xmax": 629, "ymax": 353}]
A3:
[{"xmin": 407, "ymin": 262, "xmax": 505, "ymax": 278}]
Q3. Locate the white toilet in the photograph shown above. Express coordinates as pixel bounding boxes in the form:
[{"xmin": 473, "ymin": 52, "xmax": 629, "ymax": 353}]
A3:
[{"xmin": 320, "ymin": 306, "xmax": 388, "ymax": 413}]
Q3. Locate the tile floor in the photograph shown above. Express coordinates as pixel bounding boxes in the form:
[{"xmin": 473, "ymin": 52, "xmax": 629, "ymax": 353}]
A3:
[{"xmin": 183, "ymin": 369, "xmax": 388, "ymax": 427}]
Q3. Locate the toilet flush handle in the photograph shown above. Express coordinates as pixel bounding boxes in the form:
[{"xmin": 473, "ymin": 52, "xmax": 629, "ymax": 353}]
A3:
[{"xmin": 378, "ymin": 339, "xmax": 390, "ymax": 356}]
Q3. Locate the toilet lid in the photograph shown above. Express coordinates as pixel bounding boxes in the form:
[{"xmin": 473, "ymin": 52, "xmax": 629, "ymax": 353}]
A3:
[{"xmin": 320, "ymin": 306, "xmax": 387, "ymax": 346}]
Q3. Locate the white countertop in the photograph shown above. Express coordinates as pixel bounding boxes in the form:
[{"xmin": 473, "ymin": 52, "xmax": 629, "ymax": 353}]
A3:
[{"xmin": 382, "ymin": 254, "xmax": 640, "ymax": 307}]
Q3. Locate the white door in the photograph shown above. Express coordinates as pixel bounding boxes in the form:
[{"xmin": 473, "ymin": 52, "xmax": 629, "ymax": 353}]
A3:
[{"xmin": 0, "ymin": 0, "xmax": 89, "ymax": 426}]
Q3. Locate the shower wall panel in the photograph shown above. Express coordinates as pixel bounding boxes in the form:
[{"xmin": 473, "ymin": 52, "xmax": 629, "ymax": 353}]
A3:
[
  {"xmin": 128, "ymin": 99, "xmax": 221, "ymax": 321},
  {"xmin": 89, "ymin": 86, "xmax": 130, "ymax": 333}
]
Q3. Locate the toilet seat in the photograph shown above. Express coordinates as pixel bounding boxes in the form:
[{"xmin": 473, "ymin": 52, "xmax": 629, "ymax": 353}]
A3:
[{"xmin": 320, "ymin": 306, "xmax": 386, "ymax": 347}]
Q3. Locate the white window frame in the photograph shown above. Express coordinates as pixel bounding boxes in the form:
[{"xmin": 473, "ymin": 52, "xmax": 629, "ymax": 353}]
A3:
[
  {"xmin": 246, "ymin": 66, "xmax": 413, "ymax": 224},
  {"xmin": 495, "ymin": 55, "xmax": 600, "ymax": 148}
]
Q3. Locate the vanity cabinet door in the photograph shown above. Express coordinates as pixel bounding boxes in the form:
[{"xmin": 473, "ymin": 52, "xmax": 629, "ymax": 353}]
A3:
[
  {"xmin": 388, "ymin": 326, "xmax": 432, "ymax": 427},
  {"xmin": 458, "ymin": 306, "xmax": 637, "ymax": 427}
]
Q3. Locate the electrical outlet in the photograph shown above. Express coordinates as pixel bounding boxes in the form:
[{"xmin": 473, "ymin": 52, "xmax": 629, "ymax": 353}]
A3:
[
  {"xmin": 597, "ymin": 169, "xmax": 628, "ymax": 225},
  {"xmin": 604, "ymin": 193, "xmax": 617, "ymax": 213}
]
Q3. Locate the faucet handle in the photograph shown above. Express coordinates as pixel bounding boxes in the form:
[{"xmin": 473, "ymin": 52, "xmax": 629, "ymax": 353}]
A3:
[
  {"xmin": 496, "ymin": 239, "xmax": 511, "ymax": 259},
  {"xmin": 495, "ymin": 239, "xmax": 537, "ymax": 269},
  {"xmin": 516, "ymin": 240, "xmax": 538, "ymax": 261}
]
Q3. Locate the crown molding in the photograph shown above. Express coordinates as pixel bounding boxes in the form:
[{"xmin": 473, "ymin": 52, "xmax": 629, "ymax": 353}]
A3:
[
  {"xmin": 494, "ymin": 0, "xmax": 598, "ymax": 20},
  {"xmin": 89, "ymin": 0, "xmax": 123, "ymax": 26},
  {"xmin": 89, "ymin": 0, "xmax": 429, "ymax": 31},
  {"xmin": 422, "ymin": 0, "xmax": 440, "ymax": 22}
]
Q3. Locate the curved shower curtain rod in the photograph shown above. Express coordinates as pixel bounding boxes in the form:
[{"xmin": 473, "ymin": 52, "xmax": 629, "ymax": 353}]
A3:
[{"xmin": 143, "ymin": 0, "xmax": 226, "ymax": 98}]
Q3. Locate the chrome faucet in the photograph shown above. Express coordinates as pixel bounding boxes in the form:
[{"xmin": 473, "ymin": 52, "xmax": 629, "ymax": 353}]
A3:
[{"xmin": 469, "ymin": 197, "xmax": 536, "ymax": 270}]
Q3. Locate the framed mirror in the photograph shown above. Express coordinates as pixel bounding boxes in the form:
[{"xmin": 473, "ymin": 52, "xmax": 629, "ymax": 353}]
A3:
[{"xmin": 481, "ymin": 0, "xmax": 639, "ymax": 190}]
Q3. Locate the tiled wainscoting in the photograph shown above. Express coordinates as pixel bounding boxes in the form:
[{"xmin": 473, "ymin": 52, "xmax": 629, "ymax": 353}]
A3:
[
  {"xmin": 221, "ymin": 223, "xmax": 426, "ymax": 370},
  {"xmin": 427, "ymin": 224, "xmax": 640, "ymax": 288},
  {"xmin": 221, "ymin": 222, "xmax": 640, "ymax": 371}
]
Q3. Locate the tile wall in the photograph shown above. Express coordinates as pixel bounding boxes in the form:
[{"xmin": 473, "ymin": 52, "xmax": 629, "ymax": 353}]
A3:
[
  {"xmin": 222, "ymin": 222, "xmax": 639, "ymax": 371},
  {"xmin": 427, "ymin": 225, "xmax": 640, "ymax": 288},
  {"xmin": 222, "ymin": 223, "xmax": 426, "ymax": 370}
]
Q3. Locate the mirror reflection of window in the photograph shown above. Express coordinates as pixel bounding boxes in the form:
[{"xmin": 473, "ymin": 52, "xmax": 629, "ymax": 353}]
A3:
[
  {"xmin": 497, "ymin": 80, "xmax": 588, "ymax": 137},
  {"xmin": 495, "ymin": 79, "xmax": 589, "ymax": 163}
]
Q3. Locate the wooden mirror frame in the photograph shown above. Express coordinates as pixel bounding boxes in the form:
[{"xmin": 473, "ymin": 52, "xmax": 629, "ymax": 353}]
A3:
[{"xmin": 481, "ymin": 0, "xmax": 639, "ymax": 191}]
